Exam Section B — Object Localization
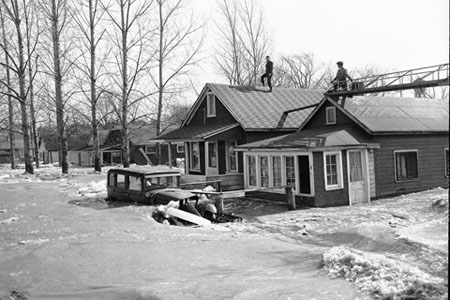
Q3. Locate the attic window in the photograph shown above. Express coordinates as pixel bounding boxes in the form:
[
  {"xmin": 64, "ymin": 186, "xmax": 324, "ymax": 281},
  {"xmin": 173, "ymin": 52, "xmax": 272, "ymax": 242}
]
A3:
[
  {"xmin": 326, "ymin": 107, "xmax": 336, "ymax": 125},
  {"xmin": 207, "ymin": 93, "xmax": 216, "ymax": 117}
]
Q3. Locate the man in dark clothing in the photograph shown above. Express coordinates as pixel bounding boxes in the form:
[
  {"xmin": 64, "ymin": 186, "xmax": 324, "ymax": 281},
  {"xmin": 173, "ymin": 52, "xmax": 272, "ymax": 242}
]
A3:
[
  {"xmin": 261, "ymin": 56, "xmax": 273, "ymax": 92},
  {"xmin": 332, "ymin": 61, "xmax": 353, "ymax": 91}
]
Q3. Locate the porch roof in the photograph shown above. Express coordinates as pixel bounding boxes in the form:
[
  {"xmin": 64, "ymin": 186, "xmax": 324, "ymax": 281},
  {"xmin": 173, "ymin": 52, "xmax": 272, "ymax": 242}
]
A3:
[
  {"xmin": 236, "ymin": 126, "xmax": 380, "ymax": 151},
  {"xmin": 153, "ymin": 123, "xmax": 241, "ymax": 142}
]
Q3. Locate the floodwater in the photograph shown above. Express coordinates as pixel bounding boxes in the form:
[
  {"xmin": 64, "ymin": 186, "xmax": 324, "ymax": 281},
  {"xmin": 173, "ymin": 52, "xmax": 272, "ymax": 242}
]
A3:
[
  {"xmin": 1, "ymin": 173, "xmax": 447, "ymax": 299},
  {"xmin": 0, "ymin": 178, "xmax": 370, "ymax": 300}
]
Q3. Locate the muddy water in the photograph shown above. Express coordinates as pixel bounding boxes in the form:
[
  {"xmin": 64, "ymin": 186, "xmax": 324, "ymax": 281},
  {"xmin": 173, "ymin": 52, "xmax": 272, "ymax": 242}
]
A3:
[{"xmin": 0, "ymin": 180, "xmax": 370, "ymax": 300}]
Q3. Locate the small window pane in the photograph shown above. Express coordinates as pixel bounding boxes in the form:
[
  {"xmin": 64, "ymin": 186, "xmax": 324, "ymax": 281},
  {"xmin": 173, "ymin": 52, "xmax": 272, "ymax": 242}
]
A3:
[
  {"xmin": 285, "ymin": 156, "xmax": 296, "ymax": 188},
  {"xmin": 260, "ymin": 156, "xmax": 269, "ymax": 187},
  {"xmin": 272, "ymin": 156, "xmax": 282, "ymax": 187},
  {"xmin": 248, "ymin": 156, "xmax": 256, "ymax": 186}
]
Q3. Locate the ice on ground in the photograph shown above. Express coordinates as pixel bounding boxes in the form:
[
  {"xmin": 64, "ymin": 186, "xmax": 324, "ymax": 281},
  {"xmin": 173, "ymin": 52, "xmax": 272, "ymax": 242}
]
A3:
[{"xmin": 323, "ymin": 246, "xmax": 448, "ymax": 300}]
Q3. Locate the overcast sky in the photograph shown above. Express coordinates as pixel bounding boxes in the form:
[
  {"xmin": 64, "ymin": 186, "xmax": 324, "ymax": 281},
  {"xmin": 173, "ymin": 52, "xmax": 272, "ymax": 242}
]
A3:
[{"xmin": 190, "ymin": 0, "xmax": 449, "ymax": 86}]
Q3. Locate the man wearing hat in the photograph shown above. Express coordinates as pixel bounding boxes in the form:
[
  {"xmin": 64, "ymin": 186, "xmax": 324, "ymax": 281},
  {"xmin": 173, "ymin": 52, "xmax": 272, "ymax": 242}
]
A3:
[{"xmin": 332, "ymin": 61, "xmax": 353, "ymax": 91}]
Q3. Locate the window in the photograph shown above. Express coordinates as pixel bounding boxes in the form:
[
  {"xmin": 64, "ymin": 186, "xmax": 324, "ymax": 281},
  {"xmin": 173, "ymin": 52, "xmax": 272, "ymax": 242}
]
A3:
[
  {"xmin": 145, "ymin": 145, "xmax": 156, "ymax": 154},
  {"xmin": 272, "ymin": 156, "xmax": 282, "ymax": 187},
  {"xmin": 111, "ymin": 151, "xmax": 122, "ymax": 164},
  {"xmin": 248, "ymin": 155, "xmax": 256, "ymax": 186},
  {"xmin": 394, "ymin": 150, "xmax": 418, "ymax": 182},
  {"xmin": 207, "ymin": 93, "xmax": 216, "ymax": 117},
  {"xmin": 285, "ymin": 156, "xmax": 296, "ymax": 189},
  {"xmin": 129, "ymin": 176, "xmax": 141, "ymax": 191},
  {"xmin": 177, "ymin": 144, "xmax": 185, "ymax": 153},
  {"xmin": 445, "ymin": 149, "xmax": 449, "ymax": 177},
  {"xmin": 108, "ymin": 173, "xmax": 116, "ymax": 187},
  {"xmin": 116, "ymin": 174, "xmax": 125, "ymax": 190},
  {"xmin": 208, "ymin": 142, "xmax": 217, "ymax": 168},
  {"xmin": 227, "ymin": 141, "xmax": 237, "ymax": 172},
  {"xmin": 326, "ymin": 106, "xmax": 336, "ymax": 125},
  {"xmin": 190, "ymin": 142, "xmax": 200, "ymax": 170},
  {"xmin": 260, "ymin": 156, "xmax": 269, "ymax": 187},
  {"xmin": 323, "ymin": 151, "xmax": 343, "ymax": 190}
]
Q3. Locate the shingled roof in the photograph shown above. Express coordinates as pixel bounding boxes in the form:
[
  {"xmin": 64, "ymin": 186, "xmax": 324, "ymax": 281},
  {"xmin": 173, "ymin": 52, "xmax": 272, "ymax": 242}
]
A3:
[
  {"xmin": 315, "ymin": 96, "xmax": 449, "ymax": 134},
  {"xmin": 185, "ymin": 83, "xmax": 325, "ymax": 130}
]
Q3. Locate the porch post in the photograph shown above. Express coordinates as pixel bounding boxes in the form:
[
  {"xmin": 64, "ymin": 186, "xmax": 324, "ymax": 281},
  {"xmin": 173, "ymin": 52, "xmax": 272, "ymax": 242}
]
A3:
[
  {"xmin": 168, "ymin": 142, "xmax": 172, "ymax": 168},
  {"xmin": 286, "ymin": 186, "xmax": 296, "ymax": 210}
]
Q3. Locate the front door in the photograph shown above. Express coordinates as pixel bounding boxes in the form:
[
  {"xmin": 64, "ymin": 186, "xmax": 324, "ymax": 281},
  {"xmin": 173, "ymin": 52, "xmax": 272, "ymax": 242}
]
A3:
[{"xmin": 348, "ymin": 150, "xmax": 368, "ymax": 205}]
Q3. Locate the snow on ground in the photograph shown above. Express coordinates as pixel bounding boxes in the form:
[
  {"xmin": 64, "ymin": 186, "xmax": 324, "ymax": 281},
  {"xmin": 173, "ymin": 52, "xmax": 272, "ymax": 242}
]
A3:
[
  {"xmin": 323, "ymin": 246, "xmax": 447, "ymax": 300},
  {"xmin": 0, "ymin": 164, "xmax": 448, "ymax": 300}
]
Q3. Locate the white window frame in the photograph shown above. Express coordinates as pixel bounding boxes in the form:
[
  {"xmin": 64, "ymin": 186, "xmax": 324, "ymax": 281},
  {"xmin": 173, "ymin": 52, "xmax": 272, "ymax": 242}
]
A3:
[
  {"xmin": 207, "ymin": 141, "xmax": 218, "ymax": 168},
  {"xmin": 323, "ymin": 151, "xmax": 344, "ymax": 190},
  {"xmin": 246, "ymin": 154, "xmax": 257, "ymax": 188},
  {"xmin": 176, "ymin": 143, "xmax": 185, "ymax": 153},
  {"xmin": 207, "ymin": 93, "xmax": 216, "ymax": 117},
  {"xmin": 284, "ymin": 155, "xmax": 296, "ymax": 191},
  {"xmin": 445, "ymin": 148, "xmax": 449, "ymax": 178},
  {"xmin": 189, "ymin": 142, "xmax": 201, "ymax": 171},
  {"xmin": 271, "ymin": 155, "xmax": 282, "ymax": 188},
  {"xmin": 145, "ymin": 144, "xmax": 157, "ymax": 154},
  {"xmin": 394, "ymin": 149, "xmax": 419, "ymax": 182},
  {"xmin": 326, "ymin": 106, "xmax": 336, "ymax": 125},
  {"xmin": 259, "ymin": 155, "xmax": 269, "ymax": 188}
]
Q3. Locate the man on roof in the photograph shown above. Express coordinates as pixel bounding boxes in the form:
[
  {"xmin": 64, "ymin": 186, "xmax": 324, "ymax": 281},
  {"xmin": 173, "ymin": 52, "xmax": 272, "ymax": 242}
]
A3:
[
  {"xmin": 332, "ymin": 61, "xmax": 353, "ymax": 91},
  {"xmin": 261, "ymin": 55, "xmax": 273, "ymax": 92}
]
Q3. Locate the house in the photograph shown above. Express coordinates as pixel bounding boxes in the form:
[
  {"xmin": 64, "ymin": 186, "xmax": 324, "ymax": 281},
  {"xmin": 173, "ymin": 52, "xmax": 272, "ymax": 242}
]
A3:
[
  {"xmin": 236, "ymin": 96, "xmax": 449, "ymax": 207},
  {"xmin": 0, "ymin": 133, "xmax": 46, "ymax": 164},
  {"xmin": 69, "ymin": 126, "xmax": 183, "ymax": 167},
  {"xmin": 154, "ymin": 83, "xmax": 325, "ymax": 190}
]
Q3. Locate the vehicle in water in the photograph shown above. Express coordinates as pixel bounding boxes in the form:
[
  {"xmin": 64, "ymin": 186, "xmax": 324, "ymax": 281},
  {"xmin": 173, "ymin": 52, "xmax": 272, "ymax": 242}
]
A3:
[
  {"xmin": 107, "ymin": 166, "xmax": 197, "ymax": 205},
  {"xmin": 106, "ymin": 166, "xmax": 242, "ymax": 224}
]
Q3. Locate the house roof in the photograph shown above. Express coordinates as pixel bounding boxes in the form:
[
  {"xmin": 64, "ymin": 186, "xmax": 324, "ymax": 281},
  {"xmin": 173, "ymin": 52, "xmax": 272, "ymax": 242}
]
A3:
[
  {"xmin": 184, "ymin": 83, "xmax": 325, "ymax": 130},
  {"xmin": 236, "ymin": 126, "xmax": 379, "ymax": 151},
  {"xmin": 155, "ymin": 123, "xmax": 241, "ymax": 142},
  {"xmin": 306, "ymin": 96, "xmax": 449, "ymax": 135}
]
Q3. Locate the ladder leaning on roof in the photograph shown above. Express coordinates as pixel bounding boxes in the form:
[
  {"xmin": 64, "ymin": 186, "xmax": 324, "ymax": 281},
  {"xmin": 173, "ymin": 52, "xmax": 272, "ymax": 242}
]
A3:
[
  {"xmin": 276, "ymin": 63, "xmax": 449, "ymax": 128},
  {"xmin": 324, "ymin": 63, "xmax": 449, "ymax": 98}
]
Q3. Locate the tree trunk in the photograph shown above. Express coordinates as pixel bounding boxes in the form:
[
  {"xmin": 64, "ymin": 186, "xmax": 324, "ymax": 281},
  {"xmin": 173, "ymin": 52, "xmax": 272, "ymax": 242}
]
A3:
[
  {"xmin": 89, "ymin": 0, "xmax": 101, "ymax": 172},
  {"xmin": 51, "ymin": 0, "xmax": 68, "ymax": 174},
  {"xmin": 156, "ymin": 0, "xmax": 164, "ymax": 165},
  {"xmin": 12, "ymin": 0, "xmax": 33, "ymax": 174},
  {"xmin": 24, "ymin": 3, "xmax": 39, "ymax": 169},
  {"xmin": 1, "ymin": 9, "xmax": 16, "ymax": 169},
  {"xmin": 121, "ymin": 1, "xmax": 129, "ymax": 168}
]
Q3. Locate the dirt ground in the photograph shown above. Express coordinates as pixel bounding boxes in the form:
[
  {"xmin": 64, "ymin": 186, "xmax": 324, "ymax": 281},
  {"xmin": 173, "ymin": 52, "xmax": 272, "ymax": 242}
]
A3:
[{"xmin": 0, "ymin": 168, "xmax": 448, "ymax": 300}]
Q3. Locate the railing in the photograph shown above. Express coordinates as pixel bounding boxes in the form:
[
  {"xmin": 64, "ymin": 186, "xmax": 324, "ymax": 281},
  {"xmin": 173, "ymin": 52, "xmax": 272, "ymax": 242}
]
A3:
[{"xmin": 325, "ymin": 63, "xmax": 449, "ymax": 96}]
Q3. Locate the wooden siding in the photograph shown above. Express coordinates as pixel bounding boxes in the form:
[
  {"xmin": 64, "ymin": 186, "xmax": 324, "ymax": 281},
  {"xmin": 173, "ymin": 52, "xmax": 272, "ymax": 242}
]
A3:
[
  {"xmin": 188, "ymin": 92, "xmax": 237, "ymax": 126},
  {"xmin": 368, "ymin": 150, "xmax": 376, "ymax": 198},
  {"xmin": 372, "ymin": 134, "xmax": 449, "ymax": 198},
  {"xmin": 312, "ymin": 151, "xmax": 350, "ymax": 207},
  {"xmin": 303, "ymin": 103, "xmax": 354, "ymax": 130}
]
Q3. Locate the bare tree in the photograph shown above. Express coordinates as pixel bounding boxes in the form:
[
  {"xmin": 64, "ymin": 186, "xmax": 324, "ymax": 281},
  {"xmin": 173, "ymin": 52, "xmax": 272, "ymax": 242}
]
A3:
[
  {"xmin": 238, "ymin": 0, "xmax": 271, "ymax": 85},
  {"xmin": 274, "ymin": 53, "xmax": 326, "ymax": 89},
  {"xmin": 215, "ymin": 0, "xmax": 244, "ymax": 85},
  {"xmin": 215, "ymin": 0, "xmax": 271, "ymax": 86},
  {"xmin": 151, "ymin": 0, "xmax": 204, "ymax": 164},
  {"xmin": 38, "ymin": 0, "xmax": 75, "ymax": 173},
  {"xmin": 72, "ymin": 0, "xmax": 108, "ymax": 172},
  {"xmin": 0, "ymin": 4, "xmax": 15, "ymax": 168},
  {"xmin": 101, "ymin": 0, "xmax": 154, "ymax": 167},
  {"xmin": 23, "ymin": 0, "xmax": 40, "ymax": 168},
  {"xmin": 0, "ymin": 0, "xmax": 35, "ymax": 174}
]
